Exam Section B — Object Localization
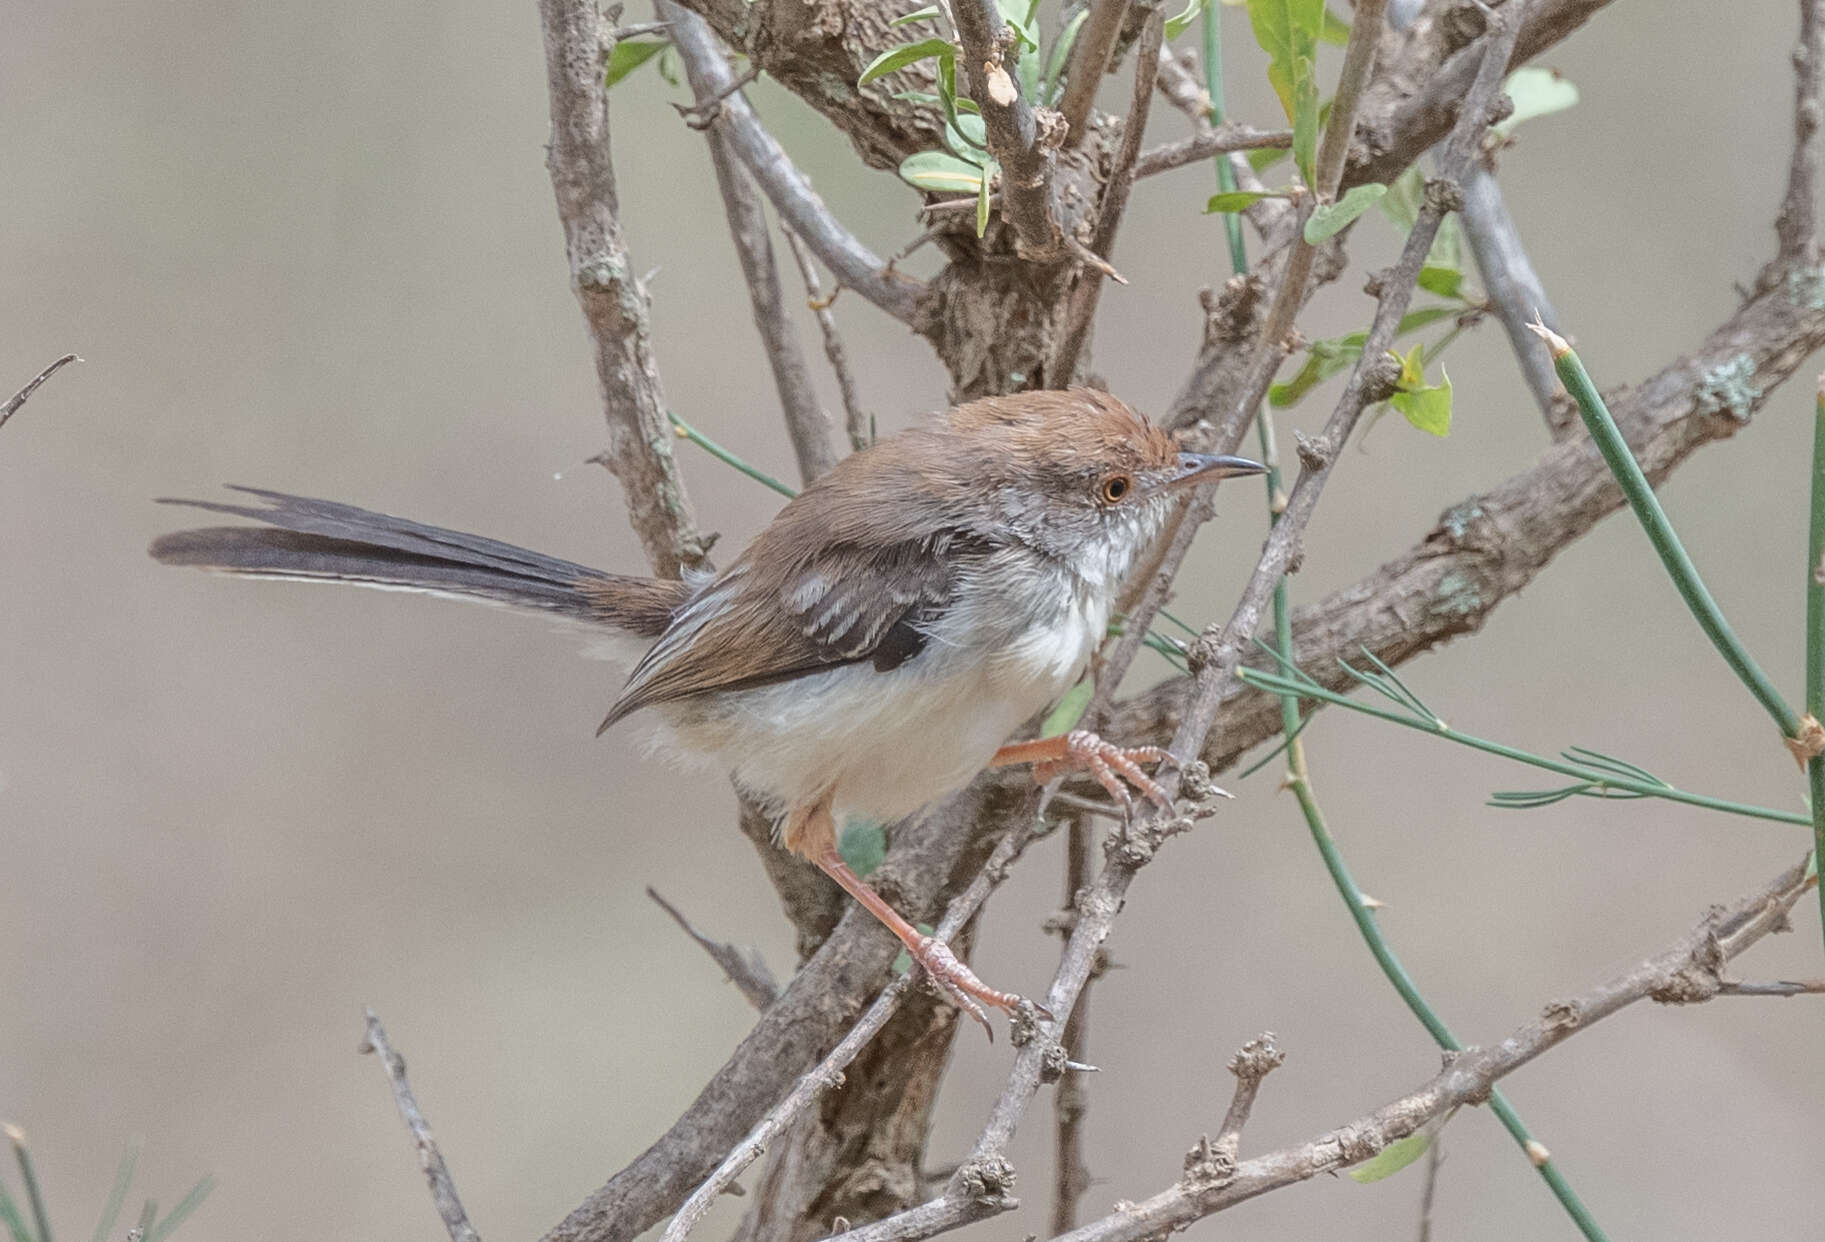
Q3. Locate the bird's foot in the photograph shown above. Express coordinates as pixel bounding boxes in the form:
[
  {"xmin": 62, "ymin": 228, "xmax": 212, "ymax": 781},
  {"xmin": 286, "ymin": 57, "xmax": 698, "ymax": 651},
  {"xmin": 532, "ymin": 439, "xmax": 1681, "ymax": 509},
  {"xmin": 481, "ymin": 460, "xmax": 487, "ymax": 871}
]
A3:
[
  {"xmin": 1034, "ymin": 729, "xmax": 1176, "ymax": 812},
  {"xmin": 910, "ymin": 935, "xmax": 1047, "ymax": 1040}
]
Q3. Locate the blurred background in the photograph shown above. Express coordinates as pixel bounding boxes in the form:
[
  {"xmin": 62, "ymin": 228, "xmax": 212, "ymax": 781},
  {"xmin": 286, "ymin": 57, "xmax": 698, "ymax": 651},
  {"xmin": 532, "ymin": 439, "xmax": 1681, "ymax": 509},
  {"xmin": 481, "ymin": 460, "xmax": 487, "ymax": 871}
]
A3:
[{"xmin": 3, "ymin": 2, "xmax": 1821, "ymax": 1239}]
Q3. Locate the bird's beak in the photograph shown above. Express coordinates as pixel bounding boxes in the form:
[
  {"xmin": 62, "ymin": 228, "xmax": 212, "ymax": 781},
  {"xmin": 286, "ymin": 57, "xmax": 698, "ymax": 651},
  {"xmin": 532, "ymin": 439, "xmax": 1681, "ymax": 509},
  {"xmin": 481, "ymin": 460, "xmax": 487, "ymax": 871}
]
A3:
[{"xmin": 1167, "ymin": 451, "xmax": 1268, "ymax": 490}]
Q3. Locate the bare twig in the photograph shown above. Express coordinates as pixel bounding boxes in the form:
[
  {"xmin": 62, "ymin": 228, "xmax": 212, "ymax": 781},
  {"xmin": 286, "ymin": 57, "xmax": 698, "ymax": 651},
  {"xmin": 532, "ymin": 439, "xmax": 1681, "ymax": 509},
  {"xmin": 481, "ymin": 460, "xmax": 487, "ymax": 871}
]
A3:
[
  {"xmin": 1132, "ymin": 124, "xmax": 1293, "ymax": 179},
  {"xmin": 0, "ymin": 353, "xmax": 80, "ymax": 432},
  {"xmin": 952, "ymin": 0, "xmax": 1064, "ymax": 258},
  {"xmin": 1051, "ymin": 4, "xmax": 1164, "ymax": 381},
  {"xmin": 359, "ymin": 1010, "xmax": 482, "ymax": 1242},
  {"xmin": 660, "ymin": 3, "xmax": 931, "ymax": 327},
  {"xmin": 646, "ymin": 887, "xmax": 781, "ymax": 1010},
  {"xmin": 782, "ymin": 228, "xmax": 871, "ymax": 453},
  {"xmin": 1716, "ymin": 977, "xmax": 1825, "ymax": 997},
  {"xmin": 1214, "ymin": 1033, "xmax": 1284, "ymax": 1163},
  {"xmin": 1056, "ymin": 0, "xmax": 1132, "ymax": 146},
  {"xmin": 1417, "ymin": 1131, "xmax": 1445, "ymax": 1242},
  {"xmin": 539, "ymin": 0, "xmax": 708, "ymax": 575},
  {"xmin": 673, "ymin": 28, "xmax": 839, "ymax": 483},
  {"xmin": 1381, "ymin": 1, "xmax": 1568, "ymax": 434},
  {"xmin": 1048, "ymin": 813, "xmax": 1098, "ymax": 1234},
  {"xmin": 1774, "ymin": 0, "xmax": 1825, "ymax": 268},
  {"xmin": 1461, "ymin": 168, "xmax": 1568, "ymax": 433},
  {"xmin": 1046, "ymin": 857, "xmax": 1814, "ymax": 1242},
  {"xmin": 659, "ymin": 816, "xmax": 1043, "ymax": 1242}
]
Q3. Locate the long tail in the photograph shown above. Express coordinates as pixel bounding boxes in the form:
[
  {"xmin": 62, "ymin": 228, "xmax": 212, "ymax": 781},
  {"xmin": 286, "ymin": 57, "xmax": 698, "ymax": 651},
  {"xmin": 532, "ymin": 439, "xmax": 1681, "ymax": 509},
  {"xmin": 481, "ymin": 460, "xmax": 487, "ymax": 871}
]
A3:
[{"xmin": 149, "ymin": 487, "xmax": 688, "ymax": 637}]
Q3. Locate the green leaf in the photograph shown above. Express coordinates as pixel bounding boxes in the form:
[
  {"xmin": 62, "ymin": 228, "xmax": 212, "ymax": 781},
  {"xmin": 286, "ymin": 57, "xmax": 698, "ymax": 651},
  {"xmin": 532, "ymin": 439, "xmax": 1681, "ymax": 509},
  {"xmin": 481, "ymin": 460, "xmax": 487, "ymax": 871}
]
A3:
[
  {"xmin": 1270, "ymin": 309, "xmax": 1456, "ymax": 407},
  {"xmin": 1303, "ymin": 182, "xmax": 1386, "ymax": 243},
  {"xmin": 1377, "ymin": 165, "xmax": 1423, "ymax": 230},
  {"xmin": 1165, "ymin": 0, "xmax": 1209, "ymax": 40},
  {"xmin": 1248, "ymin": 146, "xmax": 1290, "ymax": 174},
  {"xmin": 859, "ymin": 37, "xmax": 955, "ymax": 86},
  {"xmin": 604, "ymin": 40, "xmax": 667, "ymax": 89},
  {"xmin": 898, "ymin": 150, "xmax": 986, "ymax": 192},
  {"xmin": 1042, "ymin": 678, "xmax": 1095, "ymax": 737},
  {"xmin": 1495, "ymin": 66, "xmax": 1579, "ymax": 136},
  {"xmin": 92, "ymin": 1141, "xmax": 142, "ymax": 1242},
  {"xmin": 147, "ymin": 1176, "xmax": 215, "ymax": 1242},
  {"xmin": 1417, "ymin": 264, "xmax": 1463, "ymax": 300},
  {"xmin": 976, "ymin": 158, "xmax": 997, "ymax": 237},
  {"xmin": 891, "ymin": 4, "xmax": 942, "ymax": 25},
  {"xmin": 1043, "ymin": 8, "xmax": 1091, "ymax": 104},
  {"xmin": 1245, "ymin": 0, "xmax": 1325, "ymax": 122},
  {"xmin": 1319, "ymin": 5, "xmax": 1351, "ymax": 44},
  {"xmin": 942, "ymin": 110, "xmax": 991, "ymax": 163},
  {"xmin": 1205, "ymin": 190, "xmax": 1273, "ymax": 213},
  {"xmin": 1807, "ymin": 847, "xmax": 1818, "ymax": 883},
  {"xmin": 997, "ymin": 0, "xmax": 1040, "ymax": 51},
  {"xmin": 1347, "ymin": 1133, "xmax": 1433, "ymax": 1183},
  {"xmin": 1390, "ymin": 366, "xmax": 1453, "ymax": 436},
  {"xmin": 0, "ymin": 1183, "xmax": 32, "ymax": 1242},
  {"xmin": 1292, "ymin": 54, "xmax": 1319, "ymax": 186},
  {"xmin": 839, "ymin": 819, "xmax": 887, "ymax": 877}
]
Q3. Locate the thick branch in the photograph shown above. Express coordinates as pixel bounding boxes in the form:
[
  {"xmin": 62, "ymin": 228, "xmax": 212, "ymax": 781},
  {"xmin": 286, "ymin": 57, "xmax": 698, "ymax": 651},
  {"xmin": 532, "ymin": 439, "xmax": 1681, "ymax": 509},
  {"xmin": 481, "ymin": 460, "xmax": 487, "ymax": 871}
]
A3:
[
  {"xmin": 540, "ymin": 0, "xmax": 708, "ymax": 575},
  {"xmin": 952, "ymin": 0, "xmax": 1064, "ymax": 258},
  {"xmin": 1347, "ymin": 0, "xmax": 1616, "ymax": 191},
  {"xmin": 662, "ymin": 3, "xmax": 932, "ymax": 327},
  {"xmin": 360, "ymin": 1011, "xmax": 481, "ymax": 1242},
  {"xmin": 1048, "ymin": 857, "xmax": 1815, "ymax": 1242}
]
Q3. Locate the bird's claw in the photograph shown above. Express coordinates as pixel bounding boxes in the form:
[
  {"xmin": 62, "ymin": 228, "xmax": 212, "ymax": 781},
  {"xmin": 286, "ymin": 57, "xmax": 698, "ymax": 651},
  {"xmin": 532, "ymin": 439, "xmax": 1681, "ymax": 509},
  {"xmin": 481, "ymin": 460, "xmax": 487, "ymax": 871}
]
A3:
[
  {"xmin": 1036, "ymin": 729, "xmax": 1176, "ymax": 812},
  {"xmin": 911, "ymin": 935, "xmax": 1046, "ymax": 1040}
]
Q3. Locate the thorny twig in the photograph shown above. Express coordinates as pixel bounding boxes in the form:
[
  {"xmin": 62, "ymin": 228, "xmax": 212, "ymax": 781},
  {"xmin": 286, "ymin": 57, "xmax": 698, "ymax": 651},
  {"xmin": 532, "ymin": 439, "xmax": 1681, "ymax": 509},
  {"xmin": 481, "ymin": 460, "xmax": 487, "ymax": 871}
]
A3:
[
  {"xmin": 646, "ymin": 887, "xmax": 781, "ymax": 1010},
  {"xmin": 660, "ymin": 2, "xmax": 930, "ymax": 326},
  {"xmin": 660, "ymin": 816, "xmax": 1045, "ymax": 1242},
  {"xmin": 1045, "ymin": 857, "xmax": 1815, "ymax": 1242},
  {"xmin": 0, "ymin": 354, "xmax": 80, "ymax": 433},
  {"xmin": 539, "ymin": 0, "xmax": 708, "ymax": 574},
  {"xmin": 951, "ymin": 0, "xmax": 1064, "ymax": 258},
  {"xmin": 1050, "ymin": 4, "xmax": 1164, "ymax": 382},
  {"xmin": 782, "ymin": 228, "xmax": 871, "ymax": 453},
  {"xmin": 360, "ymin": 1010, "xmax": 482, "ymax": 1242},
  {"xmin": 674, "ymin": 29, "xmax": 839, "ymax": 483}
]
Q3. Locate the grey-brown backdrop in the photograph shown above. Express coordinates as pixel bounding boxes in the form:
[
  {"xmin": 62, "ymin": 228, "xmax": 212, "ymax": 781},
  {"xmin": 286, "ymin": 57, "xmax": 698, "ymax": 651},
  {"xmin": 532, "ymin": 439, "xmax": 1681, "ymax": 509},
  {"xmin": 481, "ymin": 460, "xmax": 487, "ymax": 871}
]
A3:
[{"xmin": 4, "ymin": 3, "xmax": 1821, "ymax": 1240}]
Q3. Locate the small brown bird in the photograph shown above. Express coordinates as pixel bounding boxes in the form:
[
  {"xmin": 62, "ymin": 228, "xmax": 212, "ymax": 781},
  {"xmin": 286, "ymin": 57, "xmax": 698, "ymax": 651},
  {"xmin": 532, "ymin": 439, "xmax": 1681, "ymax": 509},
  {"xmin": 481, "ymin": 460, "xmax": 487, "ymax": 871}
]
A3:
[{"xmin": 152, "ymin": 389, "xmax": 1263, "ymax": 1027}]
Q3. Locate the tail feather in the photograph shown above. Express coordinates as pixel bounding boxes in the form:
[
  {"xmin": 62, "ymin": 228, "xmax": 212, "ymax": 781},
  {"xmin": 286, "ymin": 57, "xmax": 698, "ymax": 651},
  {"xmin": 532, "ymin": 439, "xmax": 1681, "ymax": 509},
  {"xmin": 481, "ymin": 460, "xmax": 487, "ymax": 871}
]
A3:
[{"xmin": 150, "ymin": 488, "xmax": 687, "ymax": 637}]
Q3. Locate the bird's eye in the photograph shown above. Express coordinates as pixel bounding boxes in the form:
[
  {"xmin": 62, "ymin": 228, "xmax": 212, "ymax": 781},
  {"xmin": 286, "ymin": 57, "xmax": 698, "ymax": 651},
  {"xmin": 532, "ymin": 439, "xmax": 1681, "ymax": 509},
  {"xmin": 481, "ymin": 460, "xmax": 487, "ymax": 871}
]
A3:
[{"xmin": 1098, "ymin": 475, "xmax": 1132, "ymax": 504}]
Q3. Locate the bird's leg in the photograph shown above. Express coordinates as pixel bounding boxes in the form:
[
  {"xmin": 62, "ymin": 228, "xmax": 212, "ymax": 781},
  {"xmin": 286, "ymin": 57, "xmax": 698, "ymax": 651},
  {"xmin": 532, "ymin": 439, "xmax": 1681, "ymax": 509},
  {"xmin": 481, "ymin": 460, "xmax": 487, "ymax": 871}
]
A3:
[
  {"xmin": 782, "ymin": 791, "xmax": 1021, "ymax": 1037},
  {"xmin": 990, "ymin": 729, "xmax": 1176, "ymax": 811}
]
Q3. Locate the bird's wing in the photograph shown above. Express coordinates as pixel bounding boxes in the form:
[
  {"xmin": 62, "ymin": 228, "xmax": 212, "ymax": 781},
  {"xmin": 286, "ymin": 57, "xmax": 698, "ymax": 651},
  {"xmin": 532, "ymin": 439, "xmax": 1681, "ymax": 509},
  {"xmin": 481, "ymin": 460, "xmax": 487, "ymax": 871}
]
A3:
[{"xmin": 598, "ymin": 530, "xmax": 983, "ymax": 731}]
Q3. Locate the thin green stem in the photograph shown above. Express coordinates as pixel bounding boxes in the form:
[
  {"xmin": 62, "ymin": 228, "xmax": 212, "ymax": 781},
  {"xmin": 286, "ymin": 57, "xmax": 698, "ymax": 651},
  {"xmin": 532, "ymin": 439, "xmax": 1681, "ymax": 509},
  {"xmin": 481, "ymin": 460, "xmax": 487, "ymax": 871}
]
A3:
[
  {"xmin": 1208, "ymin": 10, "xmax": 1604, "ymax": 1233},
  {"xmin": 1806, "ymin": 381, "xmax": 1825, "ymax": 960},
  {"xmin": 4, "ymin": 1129, "xmax": 49, "ymax": 1242},
  {"xmin": 665, "ymin": 410, "xmax": 799, "ymax": 499},
  {"xmin": 1240, "ymin": 666, "xmax": 1811, "ymax": 827},
  {"xmin": 1541, "ymin": 330, "xmax": 1802, "ymax": 740}
]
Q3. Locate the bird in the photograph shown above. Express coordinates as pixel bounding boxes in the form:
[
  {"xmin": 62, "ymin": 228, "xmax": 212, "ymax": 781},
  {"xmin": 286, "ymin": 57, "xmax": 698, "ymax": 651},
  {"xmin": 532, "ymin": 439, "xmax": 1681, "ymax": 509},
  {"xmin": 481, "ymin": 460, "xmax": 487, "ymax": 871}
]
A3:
[{"xmin": 150, "ymin": 388, "xmax": 1264, "ymax": 1029}]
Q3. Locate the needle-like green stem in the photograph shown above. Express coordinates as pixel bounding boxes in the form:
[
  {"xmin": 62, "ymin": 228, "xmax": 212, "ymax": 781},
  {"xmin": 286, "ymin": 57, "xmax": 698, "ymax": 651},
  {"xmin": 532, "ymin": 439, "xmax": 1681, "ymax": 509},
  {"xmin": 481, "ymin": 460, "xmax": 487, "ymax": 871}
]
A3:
[
  {"xmin": 1806, "ymin": 379, "xmax": 1825, "ymax": 958},
  {"xmin": 665, "ymin": 409, "xmax": 799, "ymax": 499},
  {"xmin": 1204, "ymin": 9, "xmax": 1605, "ymax": 1233},
  {"xmin": 1535, "ymin": 325, "xmax": 1802, "ymax": 741},
  {"xmin": 1240, "ymin": 665, "xmax": 1810, "ymax": 827}
]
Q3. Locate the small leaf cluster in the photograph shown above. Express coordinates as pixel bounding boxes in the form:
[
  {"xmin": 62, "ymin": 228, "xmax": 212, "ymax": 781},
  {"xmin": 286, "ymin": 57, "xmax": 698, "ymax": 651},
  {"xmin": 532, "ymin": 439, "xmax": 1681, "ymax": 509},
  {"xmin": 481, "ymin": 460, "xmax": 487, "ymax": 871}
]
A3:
[{"xmin": 865, "ymin": 1, "xmax": 1081, "ymax": 237}]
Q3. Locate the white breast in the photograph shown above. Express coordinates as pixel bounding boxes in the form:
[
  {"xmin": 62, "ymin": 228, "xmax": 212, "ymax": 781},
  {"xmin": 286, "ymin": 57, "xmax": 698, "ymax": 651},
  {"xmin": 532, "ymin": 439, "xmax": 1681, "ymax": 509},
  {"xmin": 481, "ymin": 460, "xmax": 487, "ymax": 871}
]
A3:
[{"xmin": 657, "ymin": 552, "xmax": 1109, "ymax": 825}]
